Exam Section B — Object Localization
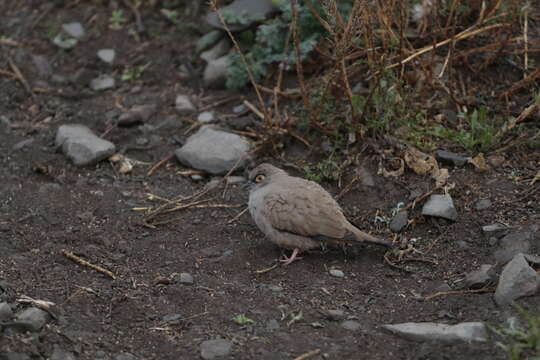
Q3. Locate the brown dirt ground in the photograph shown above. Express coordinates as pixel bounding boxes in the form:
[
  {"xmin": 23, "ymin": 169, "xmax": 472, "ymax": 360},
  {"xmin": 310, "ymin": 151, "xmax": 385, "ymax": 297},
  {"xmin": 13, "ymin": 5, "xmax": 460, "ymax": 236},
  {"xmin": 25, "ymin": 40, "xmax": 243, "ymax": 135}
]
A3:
[{"xmin": 1, "ymin": 1, "xmax": 539, "ymax": 359}]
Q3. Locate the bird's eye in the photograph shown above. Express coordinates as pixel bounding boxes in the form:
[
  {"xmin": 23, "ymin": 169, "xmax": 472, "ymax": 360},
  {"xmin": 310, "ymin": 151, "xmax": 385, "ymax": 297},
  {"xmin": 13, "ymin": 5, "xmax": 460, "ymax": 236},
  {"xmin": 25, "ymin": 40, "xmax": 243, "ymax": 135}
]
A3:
[{"xmin": 255, "ymin": 174, "xmax": 265, "ymax": 183}]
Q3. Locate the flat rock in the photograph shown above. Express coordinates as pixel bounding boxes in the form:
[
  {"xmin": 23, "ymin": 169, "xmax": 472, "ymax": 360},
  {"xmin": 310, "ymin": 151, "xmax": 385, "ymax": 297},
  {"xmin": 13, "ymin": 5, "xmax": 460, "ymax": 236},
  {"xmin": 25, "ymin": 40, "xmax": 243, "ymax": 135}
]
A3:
[
  {"xmin": 198, "ymin": 111, "xmax": 216, "ymax": 123},
  {"xmin": 175, "ymin": 125, "xmax": 250, "ymax": 174},
  {"xmin": 329, "ymin": 269, "xmax": 344, "ymax": 278},
  {"xmin": 200, "ymin": 338, "xmax": 232, "ymax": 359},
  {"xmin": 175, "ymin": 95, "xmax": 197, "ymax": 115},
  {"xmin": 203, "ymin": 55, "xmax": 232, "ymax": 88},
  {"xmin": 341, "ymin": 320, "xmax": 361, "ymax": 331},
  {"xmin": 174, "ymin": 272, "xmax": 194, "ymax": 285},
  {"xmin": 383, "ymin": 322, "xmax": 487, "ymax": 343},
  {"xmin": 482, "ymin": 223, "xmax": 509, "ymax": 237},
  {"xmin": 97, "ymin": 49, "xmax": 116, "ymax": 64},
  {"xmin": 90, "ymin": 75, "xmax": 115, "ymax": 91},
  {"xmin": 266, "ymin": 319, "xmax": 280, "ymax": 330},
  {"xmin": 463, "ymin": 264, "xmax": 497, "ymax": 289},
  {"xmin": 493, "ymin": 231, "xmax": 533, "ymax": 264},
  {"xmin": 62, "ymin": 22, "xmax": 85, "ymax": 39},
  {"xmin": 206, "ymin": 0, "xmax": 275, "ymax": 31},
  {"xmin": 323, "ymin": 309, "xmax": 346, "ymax": 321},
  {"xmin": 201, "ymin": 38, "xmax": 231, "ymax": 62},
  {"xmin": 422, "ymin": 194, "xmax": 457, "ymax": 221},
  {"xmin": 16, "ymin": 307, "xmax": 51, "ymax": 330},
  {"xmin": 435, "ymin": 150, "xmax": 470, "ymax": 167},
  {"xmin": 389, "ymin": 211, "xmax": 408, "ymax": 232},
  {"xmin": 55, "ymin": 124, "xmax": 116, "ymax": 166},
  {"xmin": 494, "ymin": 253, "xmax": 540, "ymax": 306}
]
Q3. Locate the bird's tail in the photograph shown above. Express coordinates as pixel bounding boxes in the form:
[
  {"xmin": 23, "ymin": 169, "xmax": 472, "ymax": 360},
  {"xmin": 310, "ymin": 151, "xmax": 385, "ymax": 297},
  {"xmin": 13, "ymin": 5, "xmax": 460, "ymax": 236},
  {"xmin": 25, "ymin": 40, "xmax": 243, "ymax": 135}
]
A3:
[{"xmin": 348, "ymin": 224, "xmax": 394, "ymax": 248}]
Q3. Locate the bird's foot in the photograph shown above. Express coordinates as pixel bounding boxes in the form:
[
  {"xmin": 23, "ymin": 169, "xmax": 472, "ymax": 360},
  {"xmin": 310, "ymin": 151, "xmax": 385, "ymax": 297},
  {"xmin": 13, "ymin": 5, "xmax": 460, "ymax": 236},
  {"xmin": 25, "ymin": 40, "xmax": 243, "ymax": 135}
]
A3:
[{"xmin": 279, "ymin": 248, "xmax": 303, "ymax": 265}]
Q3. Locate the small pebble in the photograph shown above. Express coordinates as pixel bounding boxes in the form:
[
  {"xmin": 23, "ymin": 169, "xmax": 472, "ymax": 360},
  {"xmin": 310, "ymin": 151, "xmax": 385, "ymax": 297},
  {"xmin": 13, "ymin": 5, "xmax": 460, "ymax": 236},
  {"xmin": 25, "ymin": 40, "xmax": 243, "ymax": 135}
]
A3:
[
  {"xmin": 175, "ymin": 272, "xmax": 194, "ymax": 285},
  {"xmin": 329, "ymin": 269, "xmax": 344, "ymax": 278}
]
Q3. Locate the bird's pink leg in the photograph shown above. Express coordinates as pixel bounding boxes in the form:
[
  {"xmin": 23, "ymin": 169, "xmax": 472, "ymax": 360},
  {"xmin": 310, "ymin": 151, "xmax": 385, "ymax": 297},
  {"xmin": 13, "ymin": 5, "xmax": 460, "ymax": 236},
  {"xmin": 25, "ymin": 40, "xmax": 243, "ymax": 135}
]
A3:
[{"xmin": 279, "ymin": 248, "xmax": 303, "ymax": 265}]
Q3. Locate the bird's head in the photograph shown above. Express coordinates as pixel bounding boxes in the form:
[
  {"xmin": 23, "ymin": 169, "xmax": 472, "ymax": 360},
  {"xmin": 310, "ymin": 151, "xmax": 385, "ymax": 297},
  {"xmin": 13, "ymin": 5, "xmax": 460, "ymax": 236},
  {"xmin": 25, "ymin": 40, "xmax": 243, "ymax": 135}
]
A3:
[{"xmin": 245, "ymin": 163, "xmax": 286, "ymax": 191}]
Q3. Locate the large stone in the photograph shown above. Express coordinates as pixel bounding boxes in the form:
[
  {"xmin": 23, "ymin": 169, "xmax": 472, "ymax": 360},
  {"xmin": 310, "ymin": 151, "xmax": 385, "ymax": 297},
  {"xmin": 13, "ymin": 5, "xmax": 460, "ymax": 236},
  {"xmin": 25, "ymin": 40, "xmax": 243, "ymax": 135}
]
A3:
[
  {"xmin": 494, "ymin": 253, "xmax": 540, "ymax": 306},
  {"xmin": 175, "ymin": 126, "xmax": 250, "ymax": 174},
  {"xmin": 493, "ymin": 232, "xmax": 533, "ymax": 264},
  {"xmin": 201, "ymin": 38, "xmax": 231, "ymax": 63},
  {"xmin": 463, "ymin": 264, "xmax": 497, "ymax": 289},
  {"xmin": 16, "ymin": 307, "xmax": 51, "ymax": 330},
  {"xmin": 206, "ymin": 0, "xmax": 275, "ymax": 31},
  {"xmin": 175, "ymin": 95, "xmax": 197, "ymax": 115},
  {"xmin": 422, "ymin": 194, "xmax": 458, "ymax": 221},
  {"xmin": 383, "ymin": 322, "xmax": 487, "ymax": 343},
  {"xmin": 203, "ymin": 55, "xmax": 232, "ymax": 88},
  {"xmin": 200, "ymin": 338, "xmax": 232, "ymax": 359},
  {"xmin": 389, "ymin": 211, "xmax": 408, "ymax": 232},
  {"xmin": 55, "ymin": 124, "xmax": 116, "ymax": 166}
]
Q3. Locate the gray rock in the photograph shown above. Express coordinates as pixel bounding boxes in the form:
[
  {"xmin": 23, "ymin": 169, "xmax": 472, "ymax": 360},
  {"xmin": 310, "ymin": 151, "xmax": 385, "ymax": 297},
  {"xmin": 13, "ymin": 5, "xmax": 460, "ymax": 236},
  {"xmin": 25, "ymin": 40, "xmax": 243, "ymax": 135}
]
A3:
[
  {"xmin": 175, "ymin": 272, "xmax": 194, "ymax": 285},
  {"xmin": 175, "ymin": 126, "xmax": 250, "ymax": 174},
  {"xmin": 198, "ymin": 111, "xmax": 216, "ymax": 123},
  {"xmin": 52, "ymin": 34, "xmax": 78, "ymax": 49},
  {"xmin": 203, "ymin": 55, "xmax": 232, "ymax": 88},
  {"xmin": 118, "ymin": 104, "xmax": 157, "ymax": 126},
  {"xmin": 50, "ymin": 346, "xmax": 76, "ymax": 360},
  {"xmin": 175, "ymin": 95, "xmax": 197, "ymax": 115},
  {"xmin": 31, "ymin": 54, "xmax": 52, "ymax": 77},
  {"xmin": 341, "ymin": 320, "xmax": 361, "ymax": 331},
  {"xmin": 329, "ymin": 269, "xmax": 344, "ymax": 278},
  {"xmin": 493, "ymin": 232, "xmax": 533, "ymax": 264},
  {"xmin": 482, "ymin": 223, "xmax": 509, "ymax": 237},
  {"xmin": 114, "ymin": 353, "xmax": 136, "ymax": 360},
  {"xmin": 389, "ymin": 211, "xmax": 408, "ymax": 232},
  {"xmin": 435, "ymin": 150, "xmax": 470, "ymax": 167},
  {"xmin": 463, "ymin": 264, "xmax": 497, "ymax": 289},
  {"xmin": 266, "ymin": 319, "xmax": 280, "ymax": 330},
  {"xmin": 383, "ymin": 322, "xmax": 487, "ymax": 343},
  {"xmin": 323, "ymin": 309, "xmax": 345, "ymax": 321},
  {"xmin": 0, "ymin": 302, "xmax": 13, "ymax": 321},
  {"xmin": 94, "ymin": 350, "xmax": 107, "ymax": 359},
  {"xmin": 97, "ymin": 49, "xmax": 116, "ymax": 64},
  {"xmin": 232, "ymin": 104, "xmax": 247, "ymax": 114},
  {"xmin": 356, "ymin": 166, "xmax": 375, "ymax": 187},
  {"xmin": 62, "ymin": 22, "xmax": 85, "ymax": 39},
  {"xmin": 475, "ymin": 199, "xmax": 492, "ymax": 211},
  {"xmin": 494, "ymin": 253, "xmax": 540, "ymax": 306},
  {"xmin": 16, "ymin": 307, "xmax": 51, "ymax": 330},
  {"xmin": 191, "ymin": 174, "xmax": 204, "ymax": 181},
  {"xmin": 422, "ymin": 194, "xmax": 458, "ymax": 221},
  {"xmin": 90, "ymin": 75, "xmax": 115, "ymax": 91},
  {"xmin": 206, "ymin": 0, "xmax": 275, "ymax": 31},
  {"xmin": 201, "ymin": 38, "xmax": 231, "ymax": 63},
  {"xmin": 12, "ymin": 138, "xmax": 34, "ymax": 151},
  {"xmin": 55, "ymin": 124, "xmax": 116, "ymax": 166},
  {"xmin": 200, "ymin": 338, "xmax": 232, "ymax": 359}
]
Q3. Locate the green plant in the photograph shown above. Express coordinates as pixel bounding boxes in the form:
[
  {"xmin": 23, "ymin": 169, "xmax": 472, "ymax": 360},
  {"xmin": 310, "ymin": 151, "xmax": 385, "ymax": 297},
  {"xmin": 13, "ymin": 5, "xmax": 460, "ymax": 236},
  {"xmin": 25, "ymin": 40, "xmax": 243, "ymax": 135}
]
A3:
[
  {"xmin": 225, "ymin": 1, "xmax": 352, "ymax": 89},
  {"xmin": 110, "ymin": 9, "xmax": 127, "ymax": 30},
  {"xmin": 122, "ymin": 65, "xmax": 147, "ymax": 81},
  {"xmin": 232, "ymin": 314, "xmax": 254, "ymax": 325},
  {"xmin": 490, "ymin": 306, "xmax": 540, "ymax": 360},
  {"xmin": 429, "ymin": 106, "xmax": 500, "ymax": 153}
]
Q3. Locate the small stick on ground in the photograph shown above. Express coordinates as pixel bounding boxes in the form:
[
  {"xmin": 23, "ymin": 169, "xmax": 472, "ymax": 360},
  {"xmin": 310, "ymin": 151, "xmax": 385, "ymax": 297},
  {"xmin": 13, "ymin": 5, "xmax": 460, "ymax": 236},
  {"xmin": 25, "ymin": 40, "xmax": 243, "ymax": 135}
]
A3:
[
  {"xmin": 424, "ymin": 287, "xmax": 496, "ymax": 301},
  {"xmin": 147, "ymin": 154, "xmax": 173, "ymax": 177},
  {"xmin": 293, "ymin": 349, "xmax": 321, "ymax": 360},
  {"xmin": 227, "ymin": 207, "xmax": 248, "ymax": 224},
  {"xmin": 5, "ymin": 52, "xmax": 34, "ymax": 97},
  {"xmin": 62, "ymin": 249, "xmax": 116, "ymax": 279},
  {"xmin": 255, "ymin": 263, "xmax": 279, "ymax": 274},
  {"xmin": 336, "ymin": 177, "xmax": 358, "ymax": 200}
]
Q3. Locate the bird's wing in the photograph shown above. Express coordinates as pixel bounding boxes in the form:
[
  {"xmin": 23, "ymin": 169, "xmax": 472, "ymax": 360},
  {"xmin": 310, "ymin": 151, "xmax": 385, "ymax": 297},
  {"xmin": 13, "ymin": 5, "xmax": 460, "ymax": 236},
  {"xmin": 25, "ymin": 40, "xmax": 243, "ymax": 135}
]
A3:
[{"xmin": 262, "ymin": 180, "xmax": 347, "ymax": 239}]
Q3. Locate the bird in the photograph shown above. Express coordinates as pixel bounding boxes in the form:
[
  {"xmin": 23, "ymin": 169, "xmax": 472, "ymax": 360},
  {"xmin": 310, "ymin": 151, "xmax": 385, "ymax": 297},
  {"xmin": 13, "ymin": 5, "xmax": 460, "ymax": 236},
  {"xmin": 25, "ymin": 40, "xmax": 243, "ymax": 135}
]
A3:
[{"xmin": 247, "ymin": 163, "xmax": 393, "ymax": 265}]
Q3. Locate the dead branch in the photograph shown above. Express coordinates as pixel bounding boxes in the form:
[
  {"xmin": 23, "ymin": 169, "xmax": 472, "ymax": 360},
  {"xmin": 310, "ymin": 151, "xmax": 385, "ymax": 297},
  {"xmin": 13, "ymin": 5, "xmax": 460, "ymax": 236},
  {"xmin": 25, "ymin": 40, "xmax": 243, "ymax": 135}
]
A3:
[
  {"xmin": 424, "ymin": 287, "xmax": 496, "ymax": 301},
  {"xmin": 61, "ymin": 249, "xmax": 116, "ymax": 279}
]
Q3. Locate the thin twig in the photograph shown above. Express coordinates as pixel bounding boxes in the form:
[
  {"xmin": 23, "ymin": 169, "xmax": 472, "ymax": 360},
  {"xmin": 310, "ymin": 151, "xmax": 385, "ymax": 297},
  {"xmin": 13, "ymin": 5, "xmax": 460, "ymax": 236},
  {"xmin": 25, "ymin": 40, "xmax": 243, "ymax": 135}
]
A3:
[
  {"xmin": 293, "ymin": 349, "xmax": 321, "ymax": 360},
  {"xmin": 62, "ymin": 249, "xmax": 116, "ymax": 279},
  {"xmin": 255, "ymin": 263, "xmax": 279, "ymax": 274},
  {"xmin": 424, "ymin": 287, "xmax": 496, "ymax": 301},
  {"xmin": 227, "ymin": 207, "xmax": 248, "ymax": 224},
  {"xmin": 147, "ymin": 154, "xmax": 173, "ymax": 177}
]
